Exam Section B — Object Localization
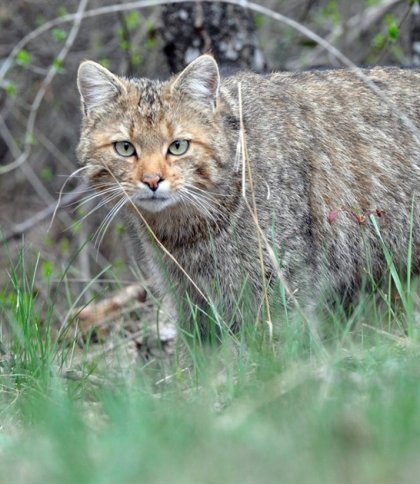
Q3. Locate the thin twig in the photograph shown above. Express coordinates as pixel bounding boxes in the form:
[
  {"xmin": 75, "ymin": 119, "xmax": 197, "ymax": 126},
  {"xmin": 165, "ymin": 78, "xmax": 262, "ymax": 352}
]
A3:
[
  {"xmin": 289, "ymin": 0, "xmax": 403, "ymax": 69},
  {"xmin": 0, "ymin": 0, "xmax": 88, "ymax": 174},
  {"xmin": 3, "ymin": 184, "xmax": 86, "ymax": 242}
]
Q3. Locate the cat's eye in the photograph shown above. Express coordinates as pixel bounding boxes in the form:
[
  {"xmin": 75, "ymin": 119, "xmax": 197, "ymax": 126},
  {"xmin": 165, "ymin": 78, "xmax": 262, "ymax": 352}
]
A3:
[
  {"xmin": 114, "ymin": 141, "xmax": 136, "ymax": 157},
  {"xmin": 168, "ymin": 140, "xmax": 190, "ymax": 156}
]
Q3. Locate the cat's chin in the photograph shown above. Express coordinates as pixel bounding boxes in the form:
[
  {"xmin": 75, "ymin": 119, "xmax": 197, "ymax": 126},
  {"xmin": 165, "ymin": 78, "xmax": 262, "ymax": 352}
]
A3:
[{"xmin": 135, "ymin": 197, "xmax": 177, "ymax": 213}]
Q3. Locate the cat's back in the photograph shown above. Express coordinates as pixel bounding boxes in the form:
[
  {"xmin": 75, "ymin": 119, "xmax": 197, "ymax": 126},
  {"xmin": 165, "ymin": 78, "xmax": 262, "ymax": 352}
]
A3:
[
  {"xmin": 221, "ymin": 67, "xmax": 420, "ymax": 145},
  {"xmin": 220, "ymin": 65, "xmax": 420, "ymax": 172},
  {"xmin": 222, "ymin": 65, "xmax": 420, "ymax": 107}
]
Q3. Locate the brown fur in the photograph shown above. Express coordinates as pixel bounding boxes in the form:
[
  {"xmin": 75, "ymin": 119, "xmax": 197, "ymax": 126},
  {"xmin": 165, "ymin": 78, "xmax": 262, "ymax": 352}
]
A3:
[{"xmin": 77, "ymin": 56, "xmax": 420, "ymax": 333}]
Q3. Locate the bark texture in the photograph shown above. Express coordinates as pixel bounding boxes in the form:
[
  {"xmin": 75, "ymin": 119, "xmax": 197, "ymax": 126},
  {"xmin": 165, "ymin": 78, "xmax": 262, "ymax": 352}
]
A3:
[
  {"xmin": 160, "ymin": 2, "xmax": 266, "ymax": 73},
  {"xmin": 411, "ymin": 2, "xmax": 420, "ymax": 66}
]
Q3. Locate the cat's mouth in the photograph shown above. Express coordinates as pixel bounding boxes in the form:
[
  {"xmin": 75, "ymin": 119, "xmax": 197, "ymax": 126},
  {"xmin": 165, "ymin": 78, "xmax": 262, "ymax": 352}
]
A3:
[
  {"xmin": 134, "ymin": 195, "xmax": 177, "ymax": 213},
  {"xmin": 131, "ymin": 180, "xmax": 180, "ymax": 213}
]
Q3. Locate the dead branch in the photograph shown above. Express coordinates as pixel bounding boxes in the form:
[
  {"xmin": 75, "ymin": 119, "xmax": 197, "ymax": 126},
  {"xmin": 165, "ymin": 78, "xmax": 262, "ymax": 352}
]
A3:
[
  {"xmin": 76, "ymin": 283, "xmax": 147, "ymax": 330},
  {"xmin": 71, "ymin": 283, "xmax": 176, "ymax": 361}
]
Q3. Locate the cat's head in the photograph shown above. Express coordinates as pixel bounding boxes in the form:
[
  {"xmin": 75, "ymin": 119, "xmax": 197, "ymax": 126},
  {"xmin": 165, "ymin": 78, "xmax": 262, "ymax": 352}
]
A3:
[{"xmin": 77, "ymin": 55, "xmax": 230, "ymax": 216}]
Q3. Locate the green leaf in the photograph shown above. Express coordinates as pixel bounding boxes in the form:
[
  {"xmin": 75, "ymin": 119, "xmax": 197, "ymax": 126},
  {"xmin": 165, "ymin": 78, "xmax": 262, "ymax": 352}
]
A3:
[
  {"xmin": 388, "ymin": 23, "xmax": 399, "ymax": 42},
  {"xmin": 131, "ymin": 51, "xmax": 142, "ymax": 66},
  {"xmin": 255, "ymin": 14, "xmax": 265, "ymax": 29},
  {"xmin": 35, "ymin": 15, "xmax": 46, "ymax": 27},
  {"xmin": 59, "ymin": 237, "xmax": 70, "ymax": 253},
  {"xmin": 125, "ymin": 11, "xmax": 140, "ymax": 30},
  {"xmin": 322, "ymin": 0, "xmax": 341, "ymax": 26},
  {"xmin": 99, "ymin": 57, "xmax": 111, "ymax": 69},
  {"xmin": 16, "ymin": 50, "xmax": 31, "ymax": 67},
  {"xmin": 44, "ymin": 235, "xmax": 54, "ymax": 247},
  {"xmin": 4, "ymin": 81, "xmax": 16, "ymax": 98},
  {"xmin": 113, "ymin": 258, "xmax": 126, "ymax": 275},
  {"xmin": 372, "ymin": 33, "xmax": 385, "ymax": 49},
  {"xmin": 25, "ymin": 133, "xmax": 37, "ymax": 146},
  {"xmin": 71, "ymin": 219, "xmax": 82, "ymax": 234},
  {"xmin": 115, "ymin": 223, "xmax": 126, "ymax": 236},
  {"xmin": 52, "ymin": 58, "xmax": 64, "ymax": 72},
  {"xmin": 52, "ymin": 28, "xmax": 67, "ymax": 42},
  {"xmin": 42, "ymin": 260, "xmax": 53, "ymax": 279},
  {"xmin": 41, "ymin": 167, "xmax": 53, "ymax": 182},
  {"xmin": 57, "ymin": 6, "xmax": 68, "ymax": 17},
  {"xmin": 119, "ymin": 40, "xmax": 129, "ymax": 51},
  {"xmin": 145, "ymin": 37, "xmax": 157, "ymax": 50}
]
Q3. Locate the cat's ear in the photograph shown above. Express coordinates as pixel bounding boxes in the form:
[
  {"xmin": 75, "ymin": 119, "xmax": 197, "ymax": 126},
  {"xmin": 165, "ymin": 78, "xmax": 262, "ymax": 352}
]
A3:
[
  {"xmin": 172, "ymin": 55, "xmax": 220, "ymax": 109},
  {"xmin": 77, "ymin": 61, "xmax": 125, "ymax": 115}
]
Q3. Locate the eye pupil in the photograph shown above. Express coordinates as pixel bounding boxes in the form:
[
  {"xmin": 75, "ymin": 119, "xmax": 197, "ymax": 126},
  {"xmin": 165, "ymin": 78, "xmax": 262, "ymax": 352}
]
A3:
[
  {"xmin": 168, "ymin": 139, "xmax": 189, "ymax": 156},
  {"xmin": 114, "ymin": 141, "xmax": 135, "ymax": 157}
]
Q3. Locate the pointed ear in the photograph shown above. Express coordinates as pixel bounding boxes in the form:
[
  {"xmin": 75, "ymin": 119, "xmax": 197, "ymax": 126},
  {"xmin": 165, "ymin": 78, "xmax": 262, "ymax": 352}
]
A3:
[
  {"xmin": 172, "ymin": 55, "xmax": 220, "ymax": 109},
  {"xmin": 77, "ymin": 61, "xmax": 125, "ymax": 115}
]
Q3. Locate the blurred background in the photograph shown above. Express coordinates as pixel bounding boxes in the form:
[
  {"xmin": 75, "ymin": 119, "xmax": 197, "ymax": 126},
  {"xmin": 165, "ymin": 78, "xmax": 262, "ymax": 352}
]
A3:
[{"xmin": 0, "ymin": 0, "xmax": 419, "ymax": 318}]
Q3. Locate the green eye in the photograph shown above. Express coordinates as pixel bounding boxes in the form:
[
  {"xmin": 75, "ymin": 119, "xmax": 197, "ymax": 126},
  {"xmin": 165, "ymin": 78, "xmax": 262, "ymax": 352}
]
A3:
[
  {"xmin": 114, "ymin": 141, "xmax": 136, "ymax": 157},
  {"xmin": 168, "ymin": 140, "xmax": 190, "ymax": 156}
]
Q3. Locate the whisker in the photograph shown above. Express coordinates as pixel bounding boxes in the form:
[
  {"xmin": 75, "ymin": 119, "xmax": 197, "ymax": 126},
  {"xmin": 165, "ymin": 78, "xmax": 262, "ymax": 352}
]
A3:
[
  {"xmin": 94, "ymin": 197, "xmax": 128, "ymax": 253},
  {"xmin": 56, "ymin": 174, "xmax": 87, "ymax": 178},
  {"xmin": 179, "ymin": 189, "xmax": 219, "ymax": 223},
  {"xmin": 48, "ymin": 166, "xmax": 90, "ymax": 231},
  {"xmin": 181, "ymin": 190, "xmax": 218, "ymax": 219},
  {"xmin": 183, "ymin": 184, "xmax": 231, "ymax": 216},
  {"xmin": 75, "ymin": 191, "xmax": 123, "ymax": 224},
  {"xmin": 72, "ymin": 187, "xmax": 121, "ymax": 210},
  {"xmin": 185, "ymin": 184, "xmax": 234, "ymax": 198},
  {"xmin": 70, "ymin": 182, "xmax": 116, "ymax": 194},
  {"xmin": 185, "ymin": 186, "xmax": 228, "ymax": 219}
]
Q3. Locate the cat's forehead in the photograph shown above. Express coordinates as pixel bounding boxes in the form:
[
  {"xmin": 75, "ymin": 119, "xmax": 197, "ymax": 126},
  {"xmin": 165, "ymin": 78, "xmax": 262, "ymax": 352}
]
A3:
[{"xmin": 129, "ymin": 78, "xmax": 167, "ymax": 121}]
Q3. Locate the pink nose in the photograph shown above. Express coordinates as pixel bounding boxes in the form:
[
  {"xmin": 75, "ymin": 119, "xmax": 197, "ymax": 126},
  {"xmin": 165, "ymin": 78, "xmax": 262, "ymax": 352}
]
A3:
[{"xmin": 142, "ymin": 173, "xmax": 163, "ymax": 191}]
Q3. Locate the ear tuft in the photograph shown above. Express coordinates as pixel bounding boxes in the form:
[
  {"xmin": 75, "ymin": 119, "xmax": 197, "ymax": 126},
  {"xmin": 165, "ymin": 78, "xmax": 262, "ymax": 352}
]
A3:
[
  {"xmin": 172, "ymin": 55, "xmax": 220, "ymax": 109},
  {"xmin": 77, "ymin": 61, "xmax": 124, "ymax": 114}
]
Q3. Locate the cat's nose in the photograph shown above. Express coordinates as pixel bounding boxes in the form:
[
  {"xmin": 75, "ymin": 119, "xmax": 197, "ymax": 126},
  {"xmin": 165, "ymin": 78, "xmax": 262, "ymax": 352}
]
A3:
[{"xmin": 142, "ymin": 173, "xmax": 163, "ymax": 192}]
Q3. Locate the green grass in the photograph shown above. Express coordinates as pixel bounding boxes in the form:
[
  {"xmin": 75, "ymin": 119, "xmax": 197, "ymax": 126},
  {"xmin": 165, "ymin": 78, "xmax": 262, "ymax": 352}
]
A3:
[{"xmin": 2, "ymin": 243, "xmax": 420, "ymax": 484}]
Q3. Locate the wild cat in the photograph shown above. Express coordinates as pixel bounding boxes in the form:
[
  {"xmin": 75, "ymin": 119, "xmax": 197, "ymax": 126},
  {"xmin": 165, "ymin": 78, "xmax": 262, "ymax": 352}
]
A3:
[{"xmin": 77, "ymin": 55, "xmax": 420, "ymax": 335}]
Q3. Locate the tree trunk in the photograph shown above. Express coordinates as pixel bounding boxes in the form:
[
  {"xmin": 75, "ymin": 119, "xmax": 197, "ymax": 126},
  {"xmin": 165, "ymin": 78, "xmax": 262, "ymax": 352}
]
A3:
[
  {"xmin": 160, "ymin": 2, "xmax": 266, "ymax": 73},
  {"xmin": 410, "ymin": 2, "xmax": 420, "ymax": 66}
]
